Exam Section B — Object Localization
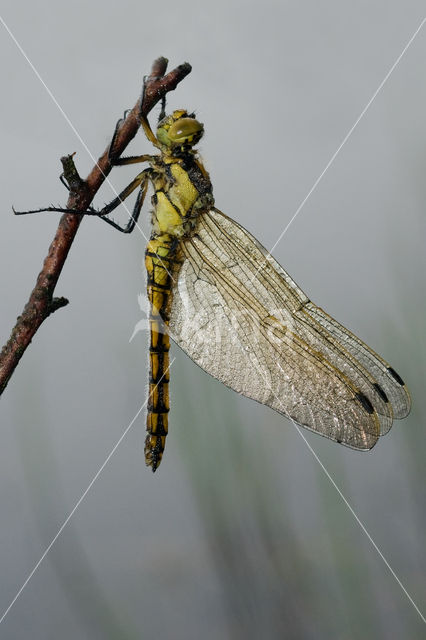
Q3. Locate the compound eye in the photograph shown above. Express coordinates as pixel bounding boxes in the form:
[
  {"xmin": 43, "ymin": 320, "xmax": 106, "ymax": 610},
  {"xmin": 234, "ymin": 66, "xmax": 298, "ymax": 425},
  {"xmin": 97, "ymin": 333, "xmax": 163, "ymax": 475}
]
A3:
[{"xmin": 168, "ymin": 117, "xmax": 203, "ymax": 143}]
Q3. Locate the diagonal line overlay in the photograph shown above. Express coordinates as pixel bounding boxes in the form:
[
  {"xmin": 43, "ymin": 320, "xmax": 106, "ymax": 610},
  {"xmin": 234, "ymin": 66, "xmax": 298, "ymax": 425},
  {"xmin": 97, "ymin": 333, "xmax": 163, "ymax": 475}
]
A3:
[
  {"xmin": 236, "ymin": 332, "xmax": 426, "ymax": 624},
  {"xmin": 0, "ymin": 13, "xmax": 175, "ymax": 280},
  {"xmin": 293, "ymin": 424, "xmax": 426, "ymax": 624},
  {"xmin": 0, "ymin": 357, "xmax": 176, "ymax": 625},
  {"xmin": 1, "ymin": 8, "xmax": 424, "ymax": 630},
  {"xmin": 253, "ymin": 17, "xmax": 426, "ymax": 282}
]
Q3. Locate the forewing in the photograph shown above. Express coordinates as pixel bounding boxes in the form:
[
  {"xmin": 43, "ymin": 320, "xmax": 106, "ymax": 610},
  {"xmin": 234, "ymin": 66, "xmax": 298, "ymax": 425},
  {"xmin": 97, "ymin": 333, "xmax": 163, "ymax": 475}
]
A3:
[{"xmin": 169, "ymin": 208, "xmax": 406, "ymax": 448}]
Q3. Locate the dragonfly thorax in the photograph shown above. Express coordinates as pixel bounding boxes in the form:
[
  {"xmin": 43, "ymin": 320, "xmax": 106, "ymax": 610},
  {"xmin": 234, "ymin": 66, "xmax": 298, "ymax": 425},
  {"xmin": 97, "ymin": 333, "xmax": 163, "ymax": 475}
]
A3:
[{"xmin": 150, "ymin": 153, "xmax": 214, "ymax": 238}]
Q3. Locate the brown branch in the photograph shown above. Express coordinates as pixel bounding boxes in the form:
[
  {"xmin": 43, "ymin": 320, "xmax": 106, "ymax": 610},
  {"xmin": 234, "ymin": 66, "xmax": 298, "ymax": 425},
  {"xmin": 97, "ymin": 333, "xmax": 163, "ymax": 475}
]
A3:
[{"xmin": 0, "ymin": 56, "xmax": 191, "ymax": 395}]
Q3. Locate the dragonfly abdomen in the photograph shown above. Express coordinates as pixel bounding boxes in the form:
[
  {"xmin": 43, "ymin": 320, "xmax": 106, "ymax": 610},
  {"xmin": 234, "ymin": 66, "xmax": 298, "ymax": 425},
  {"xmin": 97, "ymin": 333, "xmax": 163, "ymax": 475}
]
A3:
[{"xmin": 144, "ymin": 235, "xmax": 180, "ymax": 471}]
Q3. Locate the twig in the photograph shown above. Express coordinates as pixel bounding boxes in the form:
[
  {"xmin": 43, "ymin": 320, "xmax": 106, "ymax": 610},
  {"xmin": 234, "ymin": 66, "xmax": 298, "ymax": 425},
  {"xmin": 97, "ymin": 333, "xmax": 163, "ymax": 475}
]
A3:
[{"xmin": 0, "ymin": 57, "xmax": 191, "ymax": 395}]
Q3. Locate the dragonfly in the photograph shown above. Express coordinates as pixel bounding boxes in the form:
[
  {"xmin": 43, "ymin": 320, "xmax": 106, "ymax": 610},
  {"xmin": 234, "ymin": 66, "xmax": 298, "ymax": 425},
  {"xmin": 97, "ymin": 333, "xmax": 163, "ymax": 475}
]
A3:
[{"xmin": 15, "ymin": 96, "xmax": 411, "ymax": 471}]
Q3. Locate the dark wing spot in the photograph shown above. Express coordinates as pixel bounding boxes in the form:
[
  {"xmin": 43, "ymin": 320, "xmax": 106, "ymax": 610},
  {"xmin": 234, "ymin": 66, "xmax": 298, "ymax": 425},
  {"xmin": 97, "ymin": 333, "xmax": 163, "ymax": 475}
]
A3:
[
  {"xmin": 388, "ymin": 367, "xmax": 405, "ymax": 386},
  {"xmin": 373, "ymin": 383, "xmax": 389, "ymax": 403},
  {"xmin": 356, "ymin": 392, "xmax": 375, "ymax": 415}
]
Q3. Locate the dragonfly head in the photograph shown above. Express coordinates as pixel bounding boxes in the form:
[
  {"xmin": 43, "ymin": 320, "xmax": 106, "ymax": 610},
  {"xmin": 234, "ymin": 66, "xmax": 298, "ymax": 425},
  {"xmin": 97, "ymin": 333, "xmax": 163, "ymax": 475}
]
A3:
[{"xmin": 156, "ymin": 110, "xmax": 204, "ymax": 152}]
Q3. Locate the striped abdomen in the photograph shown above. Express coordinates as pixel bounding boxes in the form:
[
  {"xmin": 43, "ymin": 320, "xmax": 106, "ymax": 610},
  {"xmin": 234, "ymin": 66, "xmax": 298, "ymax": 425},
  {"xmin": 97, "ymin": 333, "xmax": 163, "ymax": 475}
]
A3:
[{"xmin": 144, "ymin": 235, "xmax": 178, "ymax": 471}]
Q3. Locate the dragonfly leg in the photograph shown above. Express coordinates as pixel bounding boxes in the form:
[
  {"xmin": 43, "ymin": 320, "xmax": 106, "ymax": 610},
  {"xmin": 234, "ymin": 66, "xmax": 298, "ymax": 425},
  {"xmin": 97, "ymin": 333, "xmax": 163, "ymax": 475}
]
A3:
[
  {"xmin": 14, "ymin": 168, "xmax": 152, "ymax": 233},
  {"xmin": 107, "ymin": 111, "xmax": 130, "ymax": 164},
  {"xmin": 108, "ymin": 108, "xmax": 155, "ymax": 167},
  {"xmin": 98, "ymin": 170, "xmax": 150, "ymax": 233},
  {"xmin": 138, "ymin": 76, "xmax": 162, "ymax": 149},
  {"xmin": 59, "ymin": 173, "xmax": 70, "ymax": 191},
  {"xmin": 109, "ymin": 75, "xmax": 166, "ymax": 164},
  {"xmin": 158, "ymin": 95, "xmax": 166, "ymax": 122}
]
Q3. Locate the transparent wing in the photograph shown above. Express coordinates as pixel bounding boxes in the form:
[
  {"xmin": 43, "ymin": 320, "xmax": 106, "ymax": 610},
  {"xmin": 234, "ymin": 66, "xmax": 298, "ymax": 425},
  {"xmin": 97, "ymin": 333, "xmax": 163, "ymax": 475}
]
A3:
[
  {"xmin": 169, "ymin": 208, "xmax": 410, "ymax": 449},
  {"xmin": 301, "ymin": 304, "xmax": 411, "ymax": 419}
]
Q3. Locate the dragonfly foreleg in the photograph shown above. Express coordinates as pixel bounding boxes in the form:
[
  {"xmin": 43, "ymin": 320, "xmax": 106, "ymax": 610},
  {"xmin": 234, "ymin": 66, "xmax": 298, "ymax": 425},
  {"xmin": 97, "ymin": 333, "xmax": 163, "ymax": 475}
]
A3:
[
  {"xmin": 108, "ymin": 108, "xmax": 155, "ymax": 167},
  {"xmin": 137, "ymin": 76, "xmax": 163, "ymax": 149},
  {"xmin": 59, "ymin": 173, "xmax": 70, "ymax": 191}
]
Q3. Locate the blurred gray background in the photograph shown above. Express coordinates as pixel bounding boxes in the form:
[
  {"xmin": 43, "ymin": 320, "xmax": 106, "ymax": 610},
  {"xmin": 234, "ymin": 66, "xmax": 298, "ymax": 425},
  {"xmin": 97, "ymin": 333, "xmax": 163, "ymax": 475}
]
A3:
[{"xmin": 0, "ymin": 1, "xmax": 425, "ymax": 638}]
